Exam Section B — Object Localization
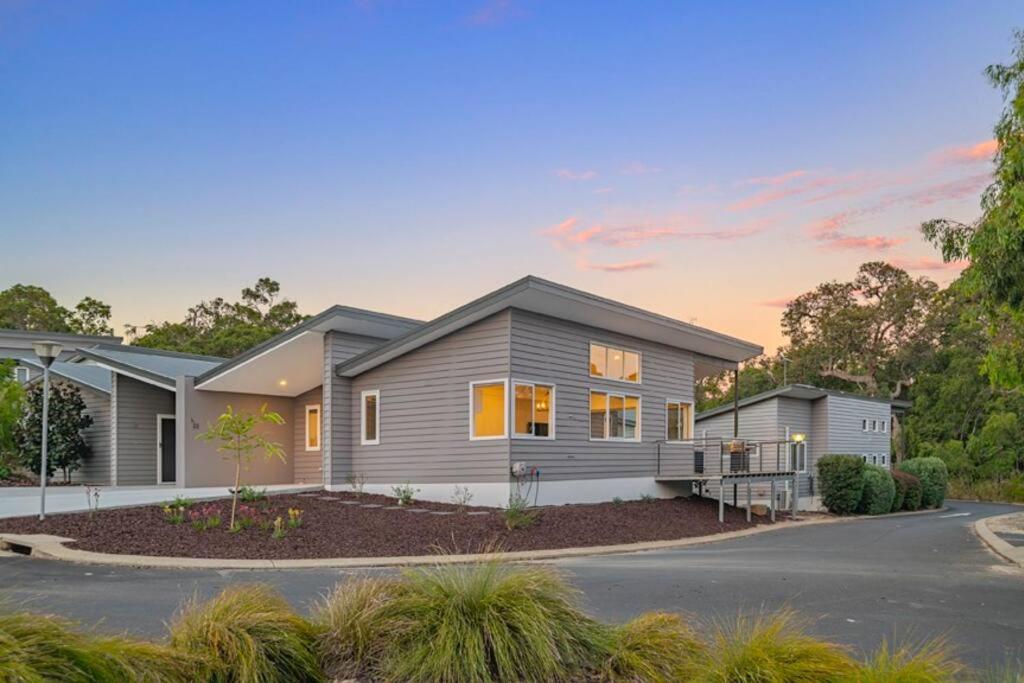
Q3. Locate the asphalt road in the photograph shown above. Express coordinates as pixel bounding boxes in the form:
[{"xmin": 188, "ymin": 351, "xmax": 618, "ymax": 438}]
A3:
[{"xmin": 1, "ymin": 501, "xmax": 1021, "ymax": 669}]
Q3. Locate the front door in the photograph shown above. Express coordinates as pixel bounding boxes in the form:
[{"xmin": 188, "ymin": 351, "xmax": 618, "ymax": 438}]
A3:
[{"xmin": 159, "ymin": 416, "xmax": 176, "ymax": 483}]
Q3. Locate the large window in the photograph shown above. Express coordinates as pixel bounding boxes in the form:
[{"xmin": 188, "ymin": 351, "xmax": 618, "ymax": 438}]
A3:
[
  {"xmin": 305, "ymin": 405, "xmax": 321, "ymax": 451},
  {"xmin": 665, "ymin": 401, "xmax": 692, "ymax": 441},
  {"xmin": 513, "ymin": 381, "xmax": 554, "ymax": 438},
  {"xmin": 590, "ymin": 390, "xmax": 640, "ymax": 441},
  {"xmin": 589, "ymin": 343, "xmax": 641, "ymax": 383},
  {"xmin": 470, "ymin": 380, "xmax": 507, "ymax": 439},
  {"xmin": 361, "ymin": 390, "xmax": 379, "ymax": 445}
]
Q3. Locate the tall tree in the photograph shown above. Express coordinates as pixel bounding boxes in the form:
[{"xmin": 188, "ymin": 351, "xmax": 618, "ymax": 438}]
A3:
[
  {"xmin": 127, "ymin": 278, "xmax": 306, "ymax": 358},
  {"xmin": 696, "ymin": 355, "xmax": 788, "ymax": 412},
  {"xmin": 69, "ymin": 296, "xmax": 114, "ymax": 336},
  {"xmin": 0, "ymin": 284, "xmax": 113, "ymax": 336},
  {"xmin": 781, "ymin": 262, "xmax": 939, "ymax": 399},
  {"xmin": 922, "ymin": 30, "xmax": 1024, "ymax": 392},
  {"xmin": 15, "ymin": 381, "xmax": 93, "ymax": 483}
]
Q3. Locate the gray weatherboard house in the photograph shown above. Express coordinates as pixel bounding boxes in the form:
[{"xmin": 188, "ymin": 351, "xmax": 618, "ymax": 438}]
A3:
[{"xmin": 8, "ymin": 277, "xmax": 822, "ymax": 510}]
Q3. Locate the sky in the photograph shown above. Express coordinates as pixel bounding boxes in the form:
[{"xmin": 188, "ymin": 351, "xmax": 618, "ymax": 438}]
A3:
[{"xmin": 0, "ymin": 1, "xmax": 1019, "ymax": 352}]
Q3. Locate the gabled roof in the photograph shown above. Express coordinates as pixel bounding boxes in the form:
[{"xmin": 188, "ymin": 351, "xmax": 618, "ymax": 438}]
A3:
[
  {"xmin": 695, "ymin": 383, "xmax": 904, "ymax": 422},
  {"xmin": 336, "ymin": 276, "xmax": 763, "ymax": 378},
  {"xmin": 22, "ymin": 359, "xmax": 113, "ymax": 394},
  {"xmin": 0, "ymin": 328, "xmax": 122, "ymax": 346},
  {"xmin": 75, "ymin": 344, "xmax": 224, "ymax": 390},
  {"xmin": 192, "ymin": 305, "xmax": 423, "ymax": 395}
]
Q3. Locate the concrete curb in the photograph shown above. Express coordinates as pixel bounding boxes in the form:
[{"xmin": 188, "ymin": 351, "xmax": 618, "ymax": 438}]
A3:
[
  {"xmin": 973, "ymin": 512, "xmax": 1024, "ymax": 568},
  {"xmin": 0, "ymin": 507, "xmax": 946, "ymax": 571}
]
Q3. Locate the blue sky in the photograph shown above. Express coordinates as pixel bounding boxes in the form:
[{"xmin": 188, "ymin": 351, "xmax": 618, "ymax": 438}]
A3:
[{"xmin": 1, "ymin": 1, "xmax": 1019, "ymax": 349}]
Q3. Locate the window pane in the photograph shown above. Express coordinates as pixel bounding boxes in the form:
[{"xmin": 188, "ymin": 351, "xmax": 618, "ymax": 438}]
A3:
[
  {"xmin": 514, "ymin": 384, "xmax": 533, "ymax": 436},
  {"xmin": 473, "ymin": 383, "xmax": 505, "ymax": 437},
  {"xmin": 666, "ymin": 403, "xmax": 680, "ymax": 441},
  {"xmin": 364, "ymin": 395, "xmax": 377, "ymax": 441},
  {"xmin": 307, "ymin": 408, "xmax": 320, "ymax": 449},
  {"xmin": 623, "ymin": 396, "xmax": 638, "ymax": 439},
  {"xmin": 590, "ymin": 344, "xmax": 607, "ymax": 377},
  {"xmin": 534, "ymin": 385, "xmax": 552, "ymax": 437},
  {"xmin": 590, "ymin": 392, "xmax": 607, "ymax": 439},
  {"xmin": 624, "ymin": 352, "xmax": 640, "ymax": 382},
  {"xmin": 607, "ymin": 348, "xmax": 624, "ymax": 381},
  {"xmin": 609, "ymin": 395, "xmax": 625, "ymax": 438},
  {"xmin": 680, "ymin": 403, "xmax": 691, "ymax": 439}
]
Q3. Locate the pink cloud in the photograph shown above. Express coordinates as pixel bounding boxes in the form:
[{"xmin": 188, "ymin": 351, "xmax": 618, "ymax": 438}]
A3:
[
  {"xmin": 729, "ymin": 174, "xmax": 843, "ymax": 211},
  {"xmin": 888, "ymin": 257, "xmax": 970, "ymax": 272},
  {"xmin": 903, "ymin": 173, "xmax": 991, "ymax": 206},
  {"xmin": 577, "ymin": 256, "xmax": 658, "ymax": 272},
  {"xmin": 593, "ymin": 186, "xmax": 614, "ymax": 194},
  {"xmin": 555, "ymin": 168, "xmax": 597, "ymax": 181},
  {"xmin": 621, "ymin": 161, "xmax": 661, "ymax": 176},
  {"xmin": 931, "ymin": 139, "xmax": 998, "ymax": 166},
  {"xmin": 758, "ymin": 297, "xmax": 793, "ymax": 308},
  {"xmin": 822, "ymin": 235, "xmax": 907, "ymax": 251},
  {"xmin": 807, "ymin": 212, "xmax": 904, "ymax": 251},
  {"xmin": 743, "ymin": 170, "xmax": 808, "ymax": 186}
]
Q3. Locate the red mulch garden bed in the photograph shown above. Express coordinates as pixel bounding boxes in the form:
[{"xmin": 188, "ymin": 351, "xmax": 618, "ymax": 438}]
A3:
[{"xmin": 0, "ymin": 491, "xmax": 784, "ymax": 560}]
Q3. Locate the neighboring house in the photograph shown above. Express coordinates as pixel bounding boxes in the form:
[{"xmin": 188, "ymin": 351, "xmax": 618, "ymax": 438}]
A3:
[
  {"xmin": 695, "ymin": 384, "xmax": 904, "ymax": 510},
  {"xmin": 1, "ymin": 328, "xmax": 122, "ymax": 383}
]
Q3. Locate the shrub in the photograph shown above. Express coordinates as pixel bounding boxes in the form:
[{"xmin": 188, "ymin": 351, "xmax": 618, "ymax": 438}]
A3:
[
  {"xmin": 379, "ymin": 562, "xmax": 608, "ymax": 682},
  {"xmin": 857, "ymin": 465, "xmax": 896, "ymax": 515},
  {"xmin": 817, "ymin": 455, "xmax": 867, "ymax": 515},
  {"xmin": 504, "ymin": 493, "xmax": 538, "ymax": 529},
  {"xmin": 899, "ymin": 457, "xmax": 949, "ymax": 508},
  {"xmin": 0, "ymin": 610, "xmax": 195, "ymax": 683},
  {"xmin": 313, "ymin": 576, "xmax": 406, "ymax": 680},
  {"xmin": 392, "ymin": 482, "xmax": 418, "ymax": 505},
  {"xmin": 237, "ymin": 486, "xmax": 268, "ymax": 503},
  {"xmin": 948, "ymin": 474, "xmax": 1024, "ymax": 503},
  {"xmin": 889, "ymin": 471, "xmax": 906, "ymax": 512},
  {"xmin": 168, "ymin": 584, "xmax": 323, "ymax": 683},
  {"xmin": 891, "ymin": 470, "xmax": 920, "ymax": 511},
  {"xmin": 700, "ymin": 608, "xmax": 856, "ymax": 683},
  {"xmin": 849, "ymin": 636, "xmax": 962, "ymax": 682},
  {"xmin": 590, "ymin": 611, "xmax": 704, "ymax": 682}
]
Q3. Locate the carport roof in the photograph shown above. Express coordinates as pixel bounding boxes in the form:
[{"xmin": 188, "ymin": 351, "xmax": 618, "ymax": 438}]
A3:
[
  {"xmin": 74, "ymin": 345, "xmax": 224, "ymax": 390},
  {"xmin": 22, "ymin": 360, "xmax": 113, "ymax": 394}
]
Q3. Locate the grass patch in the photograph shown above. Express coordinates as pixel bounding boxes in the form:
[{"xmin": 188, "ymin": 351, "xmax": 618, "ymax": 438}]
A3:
[
  {"xmin": 848, "ymin": 636, "xmax": 962, "ymax": 682},
  {"xmin": 313, "ymin": 575, "xmax": 405, "ymax": 680},
  {"xmin": 591, "ymin": 611, "xmax": 704, "ymax": 682},
  {"xmin": 168, "ymin": 583, "xmax": 323, "ymax": 683},
  {"xmin": 700, "ymin": 608, "xmax": 857, "ymax": 682}
]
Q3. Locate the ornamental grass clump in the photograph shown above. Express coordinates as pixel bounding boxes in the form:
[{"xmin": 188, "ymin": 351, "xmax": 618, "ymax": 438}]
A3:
[
  {"xmin": 700, "ymin": 608, "xmax": 857, "ymax": 683},
  {"xmin": 0, "ymin": 610, "xmax": 195, "ymax": 683},
  {"xmin": 168, "ymin": 583, "xmax": 323, "ymax": 683},
  {"xmin": 848, "ymin": 636, "xmax": 963, "ymax": 682},
  {"xmin": 590, "ymin": 611, "xmax": 705, "ymax": 682}
]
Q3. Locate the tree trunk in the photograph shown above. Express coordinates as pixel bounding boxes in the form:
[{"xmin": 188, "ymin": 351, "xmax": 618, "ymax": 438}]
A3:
[{"xmin": 230, "ymin": 449, "xmax": 242, "ymax": 530}]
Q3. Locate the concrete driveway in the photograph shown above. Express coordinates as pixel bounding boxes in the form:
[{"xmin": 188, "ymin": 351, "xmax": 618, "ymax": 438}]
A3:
[
  {"xmin": 0, "ymin": 501, "xmax": 1021, "ymax": 669},
  {"xmin": 0, "ymin": 484, "xmax": 319, "ymax": 519}
]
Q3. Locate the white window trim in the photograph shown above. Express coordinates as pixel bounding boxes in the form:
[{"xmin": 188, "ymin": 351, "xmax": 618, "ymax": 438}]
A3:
[
  {"xmin": 469, "ymin": 378, "xmax": 509, "ymax": 441},
  {"xmin": 304, "ymin": 404, "xmax": 322, "ymax": 451},
  {"xmin": 511, "ymin": 380, "xmax": 556, "ymax": 440},
  {"xmin": 360, "ymin": 390, "xmax": 380, "ymax": 446},
  {"xmin": 882, "ymin": 420, "xmax": 888, "ymax": 433},
  {"xmin": 14, "ymin": 366, "xmax": 30, "ymax": 383},
  {"xmin": 664, "ymin": 398, "xmax": 694, "ymax": 442},
  {"xmin": 588, "ymin": 389, "xmax": 642, "ymax": 442},
  {"xmin": 588, "ymin": 341, "xmax": 642, "ymax": 385},
  {"xmin": 861, "ymin": 419, "xmax": 868, "ymax": 432}
]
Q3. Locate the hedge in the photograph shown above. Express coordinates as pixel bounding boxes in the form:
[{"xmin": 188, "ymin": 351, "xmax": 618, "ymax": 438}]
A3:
[
  {"xmin": 817, "ymin": 455, "xmax": 866, "ymax": 515},
  {"xmin": 857, "ymin": 464, "xmax": 896, "ymax": 515},
  {"xmin": 899, "ymin": 457, "xmax": 948, "ymax": 509},
  {"xmin": 891, "ymin": 470, "xmax": 922, "ymax": 511}
]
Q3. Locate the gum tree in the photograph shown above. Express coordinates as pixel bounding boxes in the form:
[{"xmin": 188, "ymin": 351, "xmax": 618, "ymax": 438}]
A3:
[{"xmin": 196, "ymin": 404, "xmax": 285, "ymax": 530}]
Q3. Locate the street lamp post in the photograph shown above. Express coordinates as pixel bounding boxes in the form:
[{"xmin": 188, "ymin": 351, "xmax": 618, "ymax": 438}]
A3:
[{"xmin": 32, "ymin": 341, "xmax": 63, "ymax": 521}]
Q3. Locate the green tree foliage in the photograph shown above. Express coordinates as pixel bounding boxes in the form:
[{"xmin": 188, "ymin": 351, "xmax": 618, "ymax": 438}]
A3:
[
  {"xmin": 967, "ymin": 411, "xmax": 1024, "ymax": 480},
  {"xmin": 696, "ymin": 356, "xmax": 788, "ymax": 412},
  {"xmin": 0, "ymin": 360, "xmax": 26, "ymax": 473},
  {"xmin": 14, "ymin": 381, "xmax": 93, "ymax": 483},
  {"xmin": 816, "ymin": 455, "xmax": 866, "ymax": 515},
  {"xmin": 0, "ymin": 284, "xmax": 113, "ymax": 335},
  {"xmin": 898, "ymin": 457, "xmax": 948, "ymax": 509},
  {"xmin": 127, "ymin": 278, "xmax": 306, "ymax": 358},
  {"xmin": 922, "ymin": 30, "xmax": 1024, "ymax": 391},
  {"xmin": 857, "ymin": 464, "xmax": 896, "ymax": 515},
  {"xmin": 781, "ymin": 262, "xmax": 939, "ymax": 399},
  {"xmin": 195, "ymin": 403, "xmax": 285, "ymax": 529}
]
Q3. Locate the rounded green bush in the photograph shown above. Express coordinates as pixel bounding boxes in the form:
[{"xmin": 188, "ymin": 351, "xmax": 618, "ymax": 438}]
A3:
[
  {"xmin": 817, "ymin": 455, "xmax": 866, "ymax": 515},
  {"xmin": 858, "ymin": 465, "xmax": 896, "ymax": 515},
  {"xmin": 899, "ymin": 457, "xmax": 948, "ymax": 509},
  {"xmin": 891, "ymin": 470, "xmax": 921, "ymax": 511}
]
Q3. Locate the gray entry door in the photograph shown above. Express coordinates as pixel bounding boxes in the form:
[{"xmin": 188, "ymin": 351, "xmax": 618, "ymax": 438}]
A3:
[{"xmin": 160, "ymin": 417, "xmax": 176, "ymax": 483}]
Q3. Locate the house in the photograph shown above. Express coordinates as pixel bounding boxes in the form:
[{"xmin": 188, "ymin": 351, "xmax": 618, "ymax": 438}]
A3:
[
  {"xmin": 695, "ymin": 384, "xmax": 904, "ymax": 510},
  {"xmin": 1, "ymin": 328, "xmax": 122, "ymax": 383},
  {"xmin": 9, "ymin": 277, "xmax": 799, "ymax": 509}
]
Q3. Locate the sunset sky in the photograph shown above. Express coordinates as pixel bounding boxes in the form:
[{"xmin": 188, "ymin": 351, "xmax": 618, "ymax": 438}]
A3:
[{"xmin": 1, "ymin": 1, "xmax": 1018, "ymax": 352}]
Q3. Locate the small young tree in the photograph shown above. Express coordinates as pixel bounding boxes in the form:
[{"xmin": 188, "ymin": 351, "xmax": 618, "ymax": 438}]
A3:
[
  {"xmin": 0, "ymin": 360, "xmax": 26, "ymax": 477},
  {"xmin": 196, "ymin": 404, "xmax": 285, "ymax": 530},
  {"xmin": 15, "ymin": 381, "xmax": 92, "ymax": 482}
]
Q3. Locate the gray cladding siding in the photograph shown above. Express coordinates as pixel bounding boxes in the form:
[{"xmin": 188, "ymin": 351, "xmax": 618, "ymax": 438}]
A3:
[
  {"xmin": 347, "ymin": 311, "xmax": 511, "ymax": 484},
  {"xmin": 325, "ymin": 332, "xmax": 386, "ymax": 484},
  {"xmin": 113, "ymin": 375, "xmax": 174, "ymax": 485},
  {"xmin": 293, "ymin": 385, "xmax": 323, "ymax": 484},
  {"xmin": 77, "ymin": 384, "xmax": 111, "ymax": 484},
  {"xmin": 825, "ymin": 395, "xmax": 892, "ymax": 467},
  {"xmin": 509, "ymin": 309, "xmax": 694, "ymax": 481}
]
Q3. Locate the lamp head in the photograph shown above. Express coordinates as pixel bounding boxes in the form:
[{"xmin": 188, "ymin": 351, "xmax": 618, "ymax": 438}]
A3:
[
  {"xmin": 792, "ymin": 433, "xmax": 806, "ymax": 443},
  {"xmin": 32, "ymin": 341, "xmax": 63, "ymax": 368}
]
